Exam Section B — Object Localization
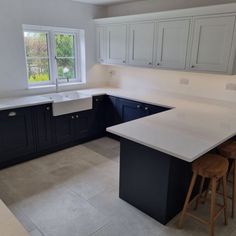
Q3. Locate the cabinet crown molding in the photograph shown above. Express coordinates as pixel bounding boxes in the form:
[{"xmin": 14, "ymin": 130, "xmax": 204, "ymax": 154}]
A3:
[{"xmin": 94, "ymin": 3, "xmax": 236, "ymax": 24}]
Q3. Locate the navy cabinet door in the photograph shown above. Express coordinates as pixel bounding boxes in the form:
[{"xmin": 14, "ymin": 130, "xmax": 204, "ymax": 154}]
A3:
[
  {"xmin": 92, "ymin": 96, "xmax": 106, "ymax": 136},
  {"xmin": 0, "ymin": 107, "xmax": 35, "ymax": 162},
  {"xmin": 106, "ymin": 96, "xmax": 122, "ymax": 127},
  {"xmin": 54, "ymin": 114, "xmax": 75, "ymax": 146},
  {"xmin": 142, "ymin": 104, "xmax": 170, "ymax": 116},
  {"xmin": 119, "ymin": 99, "xmax": 144, "ymax": 122},
  {"xmin": 34, "ymin": 104, "xmax": 54, "ymax": 151},
  {"xmin": 74, "ymin": 110, "xmax": 93, "ymax": 141}
]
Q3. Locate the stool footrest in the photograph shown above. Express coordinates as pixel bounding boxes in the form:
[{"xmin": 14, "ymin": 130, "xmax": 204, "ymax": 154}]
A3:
[{"xmin": 185, "ymin": 205, "xmax": 225, "ymax": 226}]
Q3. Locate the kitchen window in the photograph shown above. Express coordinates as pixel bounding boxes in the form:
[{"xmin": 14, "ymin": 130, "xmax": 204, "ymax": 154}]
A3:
[{"xmin": 23, "ymin": 25, "xmax": 86, "ymax": 87}]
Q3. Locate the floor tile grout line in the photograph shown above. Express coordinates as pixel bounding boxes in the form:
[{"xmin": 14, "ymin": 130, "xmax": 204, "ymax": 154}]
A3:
[{"xmin": 88, "ymin": 220, "xmax": 113, "ymax": 236}]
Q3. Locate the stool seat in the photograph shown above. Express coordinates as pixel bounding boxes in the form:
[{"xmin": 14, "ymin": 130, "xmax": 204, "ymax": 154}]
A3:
[
  {"xmin": 193, "ymin": 154, "xmax": 229, "ymax": 178},
  {"xmin": 218, "ymin": 141, "xmax": 236, "ymax": 160}
]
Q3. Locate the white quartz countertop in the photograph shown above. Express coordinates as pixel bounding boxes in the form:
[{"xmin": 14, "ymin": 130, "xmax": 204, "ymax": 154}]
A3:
[
  {"xmin": 1, "ymin": 87, "xmax": 236, "ymax": 162},
  {"xmin": 0, "ymin": 96, "xmax": 53, "ymax": 111}
]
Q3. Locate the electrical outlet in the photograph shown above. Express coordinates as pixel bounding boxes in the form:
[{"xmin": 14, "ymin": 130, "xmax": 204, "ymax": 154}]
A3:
[
  {"xmin": 179, "ymin": 78, "xmax": 189, "ymax": 85},
  {"xmin": 226, "ymin": 83, "xmax": 236, "ymax": 91}
]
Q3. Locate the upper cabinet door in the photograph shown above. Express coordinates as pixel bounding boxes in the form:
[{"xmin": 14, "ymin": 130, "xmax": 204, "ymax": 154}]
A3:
[
  {"xmin": 156, "ymin": 19, "xmax": 190, "ymax": 69},
  {"xmin": 96, "ymin": 27, "xmax": 106, "ymax": 64},
  {"xmin": 129, "ymin": 22, "xmax": 155, "ymax": 67},
  {"xmin": 106, "ymin": 24, "xmax": 127, "ymax": 65},
  {"xmin": 190, "ymin": 16, "xmax": 235, "ymax": 73}
]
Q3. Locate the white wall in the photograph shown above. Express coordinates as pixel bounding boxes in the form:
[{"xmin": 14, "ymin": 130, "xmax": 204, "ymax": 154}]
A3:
[
  {"xmin": 0, "ymin": 0, "xmax": 109, "ymax": 97},
  {"xmin": 107, "ymin": 0, "xmax": 236, "ymax": 17},
  {"xmin": 107, "ymin": 66, "xmax": 236, "ymax": 102}
]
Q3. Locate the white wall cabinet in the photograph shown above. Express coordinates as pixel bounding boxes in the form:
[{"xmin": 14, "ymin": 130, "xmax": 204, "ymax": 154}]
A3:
[
  {"xmin": 106, "ymin": 24, "xmax": 127, "ymax": 65},
  {"xmin": 190, "ymin": 15, "xmax": 235, "ymax": 73},
  {"xmin": 96, "ymin": 27, "xmax": 106, "ymax": 64},
  {"xmin": 95, "ymin": 4, "xmax": 236, "ymax": 74},
  {"xmin": 156, "ymin": 19, "xmax": 190, "ymax": 70},
  {"xmin": 128, "ymin": 22, "xmax": 155, "ymax": 67}
]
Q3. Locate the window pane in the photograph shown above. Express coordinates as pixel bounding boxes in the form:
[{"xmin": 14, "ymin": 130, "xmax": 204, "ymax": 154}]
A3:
[
  {"xmin": 24, "ymin": 32, "xmax": 49, "ymax": 57},
  {"xmin": 56, "ymin": 58, "xmax": 76, "ymax": 80},
  {"xmin": 27, "ymin": 58, "xmax": 50, "ymax": 83},
  {"xmin": 55, "ymin": 34, "xmax": 75, "ymax": 57}
]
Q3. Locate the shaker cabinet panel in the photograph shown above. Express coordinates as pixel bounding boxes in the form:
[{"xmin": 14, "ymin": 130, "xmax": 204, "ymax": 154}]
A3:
[
  {"xmin": 129, "ymin": 22, "xmax": 155, "ymax": 67},
  {"xmin": 106, "ymin": 96, "xmax": 122, "ymax": 127},
  {"xmin": 190, "ymin": 15, "xmax": 235, "ymax": 73},
  {"xmin": 156, "ymin": 19, "xmax": 190, "ymax": 69},
  {"xmin": 35, "ymin": 104, "xmax": 54, "ymax": 152},
  {"xmin": 92, "ymin": 96, "xmax": 106, "ymax": 137},
  {"xmin": 106, "ymin": 24, "xmax": 127, "ymax": 65},
  {"xmin": 75, "ymin": 110, "xmax": 93, "ymax": 140},
  {"xmin": 96, "ymin": 27, "xmax": 106, "ymax": 64},
  {"xmin": 0, "ymin": 108, "xmax": 35, "ymax": 162},
  {"xmin": 119, "ymin": 99, "xmax": 144, "ymax": 122},
  {"xmin": 54, "ymin": 114, "xmax": 75, "ymax": 146}
]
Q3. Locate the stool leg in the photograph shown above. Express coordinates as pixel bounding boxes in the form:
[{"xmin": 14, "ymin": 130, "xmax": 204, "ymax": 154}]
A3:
[
  {"xmin": 195, "ymin": 177, "xmax": 205, "ymax": 210},
  {"xmin": 210, "ymin": 177, "xmax": 217, "ymax": 236},
  {"xmin": 222, "ymin": 175, "xmax": 228, "ymax": 225},
  {"xmin": 179, "ymin": 172, "xmax": 197, "ymax": 228},
  {"xmin": 203, "ymin": 181, "xmax": 210, "ymax": 204},
  {"xmin": 232, "ymin": 160, "xmax": 236, "ymax": 218}
]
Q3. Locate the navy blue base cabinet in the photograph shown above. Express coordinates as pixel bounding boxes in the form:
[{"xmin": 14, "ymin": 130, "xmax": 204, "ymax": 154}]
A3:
[
  {"xmin": 0, "ymin": 95, "xmax": 170, "ymax": 169},
  {"xmin": 54, "ymin": 113, "xmax": 75, "ymax": 146},
  {"xmin": 110, "ymin": 96, "xmax": 170, "ymax": 123},
  {"xmin": 119, "ymin": 138, "xmax": 193, "ymax": 224},
  {"xmin": 105, "ymin": 96, "xmax": 122, "ymax": 126},
  {"xmin": 91, "ymin": 95, "xmax": 106, "ymax": 138},
  {"xmin": 35, "ymin": 104, "xmax": 54, "ymax": 152},
  {"xmin": 0, "ymin": 107, "xmax": 35, "ymax": 166},
  {"xmin": 118, "ymin": 99, "xmax": 144, "ymax": 122}
]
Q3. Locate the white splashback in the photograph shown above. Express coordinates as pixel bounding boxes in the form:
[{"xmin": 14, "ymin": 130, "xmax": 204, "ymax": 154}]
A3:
[{"xmin": 107, "ymin": 65, "xmax": 236, "ymax": 102}]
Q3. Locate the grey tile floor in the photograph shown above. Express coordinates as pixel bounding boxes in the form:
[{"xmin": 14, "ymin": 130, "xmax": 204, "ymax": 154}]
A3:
[{"xmin": 0, "ymin": 137, "xmax": 235, "ymax": 236}]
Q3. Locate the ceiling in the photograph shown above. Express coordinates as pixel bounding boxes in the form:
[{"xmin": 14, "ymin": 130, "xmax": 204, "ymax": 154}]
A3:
[{"xmin": 73, "ymin": 0, "xmax": 142, "ymax": 5}]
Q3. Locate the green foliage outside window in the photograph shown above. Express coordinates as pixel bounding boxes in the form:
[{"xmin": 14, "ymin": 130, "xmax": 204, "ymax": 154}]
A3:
[{"xmin": 24, "ymin": 31, "xmax": 77, "ymax": 84}]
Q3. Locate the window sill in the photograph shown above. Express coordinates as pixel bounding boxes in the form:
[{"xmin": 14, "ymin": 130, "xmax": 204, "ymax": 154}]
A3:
[
  {"xmin": 28, "ymin": 82, "xmax": 86, "ymax": 90},
  {"xmin": 28, "ymin": 84, "xmax": 55, "ymax": 90},
  {"xmin": 59, "ymin": 81, "xmax": 86, "ymax": 87}
]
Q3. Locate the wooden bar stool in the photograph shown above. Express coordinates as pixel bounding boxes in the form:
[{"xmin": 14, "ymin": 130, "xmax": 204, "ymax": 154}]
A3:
[
  {"xmin": 218, "ymin": 140, "xmax": 236, "ymax": 218},
  {"xmin": 179, "ymin": 154, "xmax": 228, "ymax": 236}
]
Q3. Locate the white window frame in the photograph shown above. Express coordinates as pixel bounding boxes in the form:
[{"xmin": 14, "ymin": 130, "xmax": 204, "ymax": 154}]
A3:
[{"xmin": 23, "ymin": 25, "xmax": 86, "ymax": 87}]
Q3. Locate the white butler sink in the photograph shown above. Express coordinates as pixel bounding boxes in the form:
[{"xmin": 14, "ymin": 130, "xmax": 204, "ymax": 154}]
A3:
[{"xmin": 43, "ymin": 91, "xmax": 92, "ymax": 116}]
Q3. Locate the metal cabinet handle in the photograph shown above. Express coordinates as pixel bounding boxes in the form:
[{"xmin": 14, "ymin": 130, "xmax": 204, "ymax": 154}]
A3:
[
  {"xmin": 46, "ymin": 107, "xmax": 50, "ymax": 111},
  {"xmin": 8, "ymin": 111, "xmax": 16, "ymax": 117},
  {"xmin": 123, "ymin": 60, "xmax": 126, "ymax": 64},
  {"xmin": 95, "ymin": 99, "xmax": 99, "ymax": 102},
  {"xmin": 191, "ymin": 65, "xmax": 195, "ymax": 68},
  {"xmin": 71, "ymin": 116, "xmax": 75, "ymax": 119},
  {"xmin": 157, "ymin": 63, "xmax": 160, "ymax": 66},
  {"xmin": 148, "ymin": 62, "xmax": 152, "ymax": 65},
  {"xmin": 76, "ymin": 115, "xmax": 79, "ymax": 119},
  {"xmin": 145, "ymin": 107, "xmax": 149, "ymax": 110},
  {"xmin": 137, "ymin": 105, "xmax": 141, "ymax": 109}
]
